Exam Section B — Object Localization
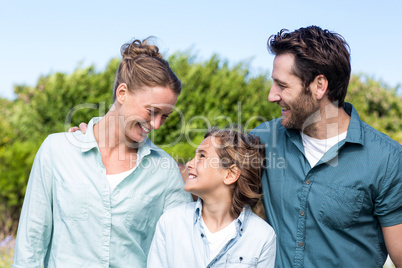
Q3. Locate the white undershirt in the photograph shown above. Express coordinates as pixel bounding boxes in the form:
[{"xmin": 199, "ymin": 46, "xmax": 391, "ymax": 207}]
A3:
[
  {"xmin": 201, "ymin": 218, "xmax": 237, "ymax": 262},
  {"xmin": 106, "ymin": 167, "xmax": 136, "ymax": 192},
  {"xmin": 301, "ymin": 131, "xmax": 347, "ymax": 168}
]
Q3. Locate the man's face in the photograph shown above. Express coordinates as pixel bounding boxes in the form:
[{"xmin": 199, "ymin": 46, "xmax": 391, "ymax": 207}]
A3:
[{"xmin": 268, "ymin": 53, "xmax": 319, "ymax": 130}]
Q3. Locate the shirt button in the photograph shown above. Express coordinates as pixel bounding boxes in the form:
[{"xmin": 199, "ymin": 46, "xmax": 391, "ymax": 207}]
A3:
[
  {"xmin": 300, "ymin": 211, "xmax": 305, "ymax": 216},
  {"xmin": 299, "ymin": 242, "xmax": 303, "ymax": 247},
  {"xmin": 306, "ymin": 180, "xmax": 311, "ymax": 185},
  {"xmin": 201, "ymin": 233, "xmax": 204, "ymax": 237}
]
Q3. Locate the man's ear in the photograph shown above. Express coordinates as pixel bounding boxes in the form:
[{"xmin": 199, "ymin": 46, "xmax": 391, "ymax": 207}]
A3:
[
  {"xmin": 115, "ymin": 83, "xmax": 129, "ymax": 104},
  {"xmin": 223, "ymin": 165, "xmax": 241, "ymax": 186},
  {"xmin": 314, "ymin": 75, "xmax": 328, "ymax": 100}
]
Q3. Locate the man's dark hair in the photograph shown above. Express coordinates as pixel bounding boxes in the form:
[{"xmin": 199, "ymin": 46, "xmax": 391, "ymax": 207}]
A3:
[{"xmin": 267, "ymin": 25, "xmax": 351, "ymax": 107}]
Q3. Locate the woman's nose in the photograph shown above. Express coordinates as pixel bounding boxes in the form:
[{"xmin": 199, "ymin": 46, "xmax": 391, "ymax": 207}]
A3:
[{"xmin": 150, "ymin": 116, "xmax": 162, "ymax": 130}]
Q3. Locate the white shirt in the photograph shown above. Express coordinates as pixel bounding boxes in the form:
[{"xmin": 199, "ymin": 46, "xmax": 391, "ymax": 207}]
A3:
[
  {"xmin": 148, "ymin": 199, "xmax": 276, "ymax": 267},
  {"xmin": 301, "ymin": 132, "xmax": 347, "ymax": 167},
  {"xmin": 106, "ymin": 167, "xmax": 136, "ymax": 192},
  {"xmin": 201, "ymin": 218, "xmax": 237, "ymax": 262}
]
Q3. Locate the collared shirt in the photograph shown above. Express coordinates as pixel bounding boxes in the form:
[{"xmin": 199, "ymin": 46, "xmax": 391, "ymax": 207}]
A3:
[
  {"xmin": 13, "ymin": 118, "xmax": 192, "ymax": 268},
  {"xmin": 147, "ymin": 199, "xmax": 276, "ymax": 267},
  {"xmin": 251, "ymin": 103, "xmax": 402, "ymax": 268}
]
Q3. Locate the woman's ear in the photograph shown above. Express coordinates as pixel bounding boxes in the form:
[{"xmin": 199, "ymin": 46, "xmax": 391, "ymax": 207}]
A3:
[
  {"xmin": 223, "ymin": 165, "xmax": 241, "ymax": 186},
  {"xmin": 115, "ymin": 83, "xmax": 128, "ymax": 104}
]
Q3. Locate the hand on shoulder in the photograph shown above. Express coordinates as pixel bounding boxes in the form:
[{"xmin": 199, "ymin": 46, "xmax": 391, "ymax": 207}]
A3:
[{"xmin": 68, "ymin": 122, "xmax": 88, "ymax": 134}]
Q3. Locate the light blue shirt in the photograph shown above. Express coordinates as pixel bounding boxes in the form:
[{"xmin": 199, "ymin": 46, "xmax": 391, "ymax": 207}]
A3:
[
  {"xmin": 13, "ymin": 118, "xmax": 192, "ymax": 268},
  {"xmin": 147, "ymin": 199, "xmax": 276, "ymax": 267},
  {"xmin": 251, "ymin": 103, "xmax": 402, "ymax": 267}
]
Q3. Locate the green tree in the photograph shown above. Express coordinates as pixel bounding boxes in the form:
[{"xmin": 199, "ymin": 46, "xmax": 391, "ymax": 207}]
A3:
[
  {"xmin": 346, "ymin": 75, "xmax": 402, "ymax": 142},
  {"xmin": 0, "ymin": 52, "xmax": 401, "ymax": 239}
]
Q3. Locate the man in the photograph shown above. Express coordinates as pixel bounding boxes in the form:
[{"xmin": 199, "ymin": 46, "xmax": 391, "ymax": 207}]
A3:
[{"xmin": 251, "ymin": 26, "xmax": 402, "ymax": 267}]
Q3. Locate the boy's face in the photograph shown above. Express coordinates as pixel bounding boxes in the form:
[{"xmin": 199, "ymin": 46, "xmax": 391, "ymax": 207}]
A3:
[{"xmin": 184, "ymin": 136, "xmax": 228, "ymax": 197}]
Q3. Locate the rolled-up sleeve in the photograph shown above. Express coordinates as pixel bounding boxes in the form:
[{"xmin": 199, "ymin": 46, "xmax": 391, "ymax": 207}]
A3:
[
  {"xmin": 13, "ymin": 137, "xmax": 54, "ymax": 268},
  {"xmin": 375, "ymin": 150, "xmax": 402, "ymax": 227}
]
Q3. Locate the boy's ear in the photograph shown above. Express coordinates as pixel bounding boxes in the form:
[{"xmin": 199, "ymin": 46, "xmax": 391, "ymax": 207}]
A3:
[
  {"xmin": 223, "ymin": 165, "xmax": 241, "ymax": 185},
  {"xmin": 115, "ymin": 83, "xmax": 129, "ymax": 104}
]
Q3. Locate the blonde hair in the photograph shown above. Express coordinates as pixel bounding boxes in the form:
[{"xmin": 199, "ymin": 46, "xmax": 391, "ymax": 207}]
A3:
[
  {"xmin": 112, "ymin": 37, "xmax": 181, "ymax": 102},
  {"xmin": 205, "ymin": 127, "xmax": 265, "ymax": 218}
]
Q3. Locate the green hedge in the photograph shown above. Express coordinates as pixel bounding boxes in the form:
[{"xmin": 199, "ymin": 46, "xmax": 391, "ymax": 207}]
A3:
[{"xmin": 0, "ymin": 52, "xmax": 401, "ymax": 239}]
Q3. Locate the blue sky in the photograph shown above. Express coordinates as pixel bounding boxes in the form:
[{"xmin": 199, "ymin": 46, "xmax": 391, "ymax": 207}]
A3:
[{"xmin": 1, "ymin": 0, "xmax": 401, "ymax": 99}]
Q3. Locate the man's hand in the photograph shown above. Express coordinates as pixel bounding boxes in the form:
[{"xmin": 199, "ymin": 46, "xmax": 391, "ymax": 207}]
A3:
[{"xmin": 68, "ymin": 122, "xmax": 88, "ymax": 134}]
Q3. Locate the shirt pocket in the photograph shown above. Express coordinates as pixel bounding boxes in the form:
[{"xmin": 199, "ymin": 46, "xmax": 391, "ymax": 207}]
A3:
[
  {"xmin": 225, "ymin": 254, "xmax": 258, "ymax": 267},
  {"xmin": 56, "ymin": 182, "xmax": 88, "ymax": 221},
  {"xmin": 124, "ymin": 194, "xmax": 156, "ymax": 231},
  {"xmin": 318, "ymin": 184, "xmax": 364, "ymax": 229}
]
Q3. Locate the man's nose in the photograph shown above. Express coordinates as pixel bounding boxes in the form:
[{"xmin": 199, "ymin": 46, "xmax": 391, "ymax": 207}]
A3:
[{"xmin": 268, "ymin": 84, "xmax": 281, "ymax": 103}]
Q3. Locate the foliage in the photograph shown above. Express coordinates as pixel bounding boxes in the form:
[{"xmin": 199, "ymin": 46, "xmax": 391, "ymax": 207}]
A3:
[
  {"xmin": 0, "ymin": 52, "xmax": 401, "ymax": 239},
  {"xmin": 346, "ymin": 75, "xmax": 402, "ymax": 142}
]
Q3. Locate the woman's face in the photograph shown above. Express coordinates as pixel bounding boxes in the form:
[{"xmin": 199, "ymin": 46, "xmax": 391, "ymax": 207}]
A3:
[
  {"xmin": 184, "ymin": 136, "xmax": 228, "ymax": 197},
  {"xmin": 117, "ymin": 85, "xmax": 178, "ymax": 143}
]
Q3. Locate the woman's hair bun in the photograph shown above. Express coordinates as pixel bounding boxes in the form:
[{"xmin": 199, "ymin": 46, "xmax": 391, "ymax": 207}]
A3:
[{"xmin": 120, "ymin": 37, "xmax": 162, "ymax": 60}]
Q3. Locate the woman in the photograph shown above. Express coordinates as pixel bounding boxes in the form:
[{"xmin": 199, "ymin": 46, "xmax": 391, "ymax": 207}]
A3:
[
  {"xmin": 147, "ymin": 128, "xmax": 276, "ymax": 267},
  {"xmin": 13, "ymin": 38, "xmax": 192, "ymax": 267}
]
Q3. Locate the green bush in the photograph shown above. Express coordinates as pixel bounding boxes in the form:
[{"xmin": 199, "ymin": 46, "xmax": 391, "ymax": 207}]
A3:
[{"xmin": 0, "ymin": 52, "xmax": 401, "ymax": 239}]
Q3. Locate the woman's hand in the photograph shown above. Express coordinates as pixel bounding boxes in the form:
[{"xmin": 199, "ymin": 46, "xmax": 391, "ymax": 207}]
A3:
[{"xmin": 68, "ymin": 122, "xmax": 88, "ymax": 134}]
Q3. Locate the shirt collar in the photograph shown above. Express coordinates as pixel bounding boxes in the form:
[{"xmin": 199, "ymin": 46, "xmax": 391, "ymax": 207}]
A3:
[
  {"xmin": 193, "ymin": 198, "xmax": 250, "ymax": 235},
  {"xmin": 343, "ymin": 103, "xmax": 364, "ymax": 145},
  {"xmin": 79, "ymin": 117, "xmax": 164, "ymax": 155},
  {"xmin": 285, "ymin": 102, "xmax": 364, "ymax": 149},
  {"xmin": 80, "ymin": 117, "xmax": 100, "ymax": 152},
  {"xmin": 193, "ymin": 198, "xmax": 203, "ymax": 224}
]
